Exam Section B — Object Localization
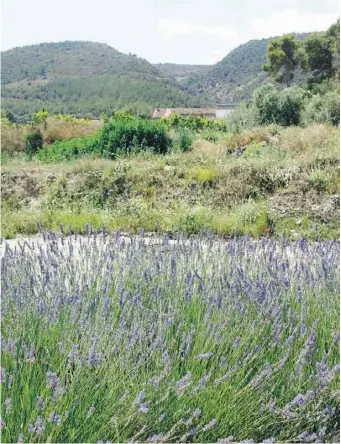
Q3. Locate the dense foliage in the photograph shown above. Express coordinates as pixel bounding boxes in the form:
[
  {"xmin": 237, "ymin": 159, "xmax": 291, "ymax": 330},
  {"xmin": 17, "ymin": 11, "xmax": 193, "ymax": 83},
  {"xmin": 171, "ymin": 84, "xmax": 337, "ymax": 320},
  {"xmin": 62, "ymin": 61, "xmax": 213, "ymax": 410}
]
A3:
[
  {"xmin": 1, "ymin": 233, "xmax": 339, "ymax": 443},
  {"xmin": 25, "ymin": 130, "xmax": 44, "ymax": 159},
  {"xmin": 97, "ymin": 119, "xmax": 172, "ymax": 156}
]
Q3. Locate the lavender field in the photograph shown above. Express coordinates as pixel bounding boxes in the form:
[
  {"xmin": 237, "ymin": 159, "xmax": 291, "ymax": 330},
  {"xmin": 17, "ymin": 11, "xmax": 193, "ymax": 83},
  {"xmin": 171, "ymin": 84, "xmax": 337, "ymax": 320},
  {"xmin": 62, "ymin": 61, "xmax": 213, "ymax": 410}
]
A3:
[{"xmin": 1, "ymin": 231, "xmax": 340, "ymax": 443}]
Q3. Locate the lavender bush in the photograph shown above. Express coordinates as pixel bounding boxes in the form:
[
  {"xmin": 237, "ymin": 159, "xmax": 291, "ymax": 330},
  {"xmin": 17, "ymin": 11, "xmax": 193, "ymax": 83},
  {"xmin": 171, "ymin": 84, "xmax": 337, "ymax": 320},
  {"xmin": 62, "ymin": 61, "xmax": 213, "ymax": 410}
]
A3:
[{"xmin": 1, "ymin": 230, "xmax": 340, "ymax": 443}]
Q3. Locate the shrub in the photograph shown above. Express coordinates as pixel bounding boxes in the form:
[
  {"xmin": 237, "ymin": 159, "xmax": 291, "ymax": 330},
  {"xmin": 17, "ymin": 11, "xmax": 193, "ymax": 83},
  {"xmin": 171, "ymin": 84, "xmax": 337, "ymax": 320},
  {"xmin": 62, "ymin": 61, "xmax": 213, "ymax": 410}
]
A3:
[
  {"xmin": 36, "ymin": 136, "xmax": 98, "ymax": 162},
  {"xmin": 25, "ymin": 130, "xmax": 43, "ymax": 159},
  {"xmin": 171, "ymin": 130, "xmax": 194, "ymax": 152},
  {"xmin": 97, "ymin": 119, "xmax": 172, "ymax": 156},
  {"xmin": 303, "ymin": 92, "xmax": 340, "ymax": 126},
  {"xmin": 226, "ymin": 101, "xmax": 259, "ymax": 134},
  {"xmin": 252, "ymin": 84, "xmax": 306, "ymax": 126}
]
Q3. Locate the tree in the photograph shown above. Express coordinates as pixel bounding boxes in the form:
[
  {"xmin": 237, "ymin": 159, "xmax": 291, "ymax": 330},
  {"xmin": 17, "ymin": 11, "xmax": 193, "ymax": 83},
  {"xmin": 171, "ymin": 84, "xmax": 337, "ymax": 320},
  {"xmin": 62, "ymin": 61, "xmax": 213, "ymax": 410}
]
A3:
[
  {"xmin": 263, "ymin": 34, "xmax": 302, "ymax": 86},
  {"xmin": 303, "ymin": 35, "xmax": 336, "ymax": 84},
  {"xmin": 1, "ymin": 109, "xmax": 16, "ymax": 123}
]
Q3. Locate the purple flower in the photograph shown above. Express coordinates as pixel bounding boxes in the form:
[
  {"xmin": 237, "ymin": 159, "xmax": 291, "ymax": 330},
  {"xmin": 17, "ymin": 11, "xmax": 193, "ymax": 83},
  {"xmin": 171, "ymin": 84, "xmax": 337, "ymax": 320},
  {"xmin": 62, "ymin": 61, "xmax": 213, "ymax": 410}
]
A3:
[
  {"xmin": 5, "ymin": 397, "xmax": 12, "ymax": 414},
  {"xmin": 196, "ymin": 352, "xmax": 213, "ymax": 360},
  {"xmin": 147, "ymin": 433, "xmax": 163, "ymax": 442},
  {"xmin": 138, "ymin": 402, "xmax": 150, "ymax": 413},
  {"xmin": 175, "ymin": 372, "xmax": 192, "ymax": 396},
  {"xmin": 48, "ymin": 412, "xmax": 62, "ymax": 426},
  {"xmin": 202, "ymin": 419, "xmax": 217, "ymax": 432},
  {"xmin": 17, "ymin": 433, "xmax": 24, "ymax": 443},
  {"xmin": 37, "ymin": 396, "xmax": 45, "ymax": 410},
  {"xmin": 28, "ymin": 416, "xmax": 45, "ymax": 435},
  {"xmin": 46, "ymin": 372, "xmax": 61, "ymax": 389},
  {"xmin": 0, "ymin": 368, "xmax": 5, "ymax": 384}
]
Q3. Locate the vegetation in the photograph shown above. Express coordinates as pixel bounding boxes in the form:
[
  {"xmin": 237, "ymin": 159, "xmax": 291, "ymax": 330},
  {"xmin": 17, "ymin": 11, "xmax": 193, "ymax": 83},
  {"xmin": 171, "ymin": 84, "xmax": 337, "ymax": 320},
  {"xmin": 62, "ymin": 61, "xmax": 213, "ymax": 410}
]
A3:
[
  {"xmin": 263, "ymin": 34, "xmax": 304, "ymax": 86},
  {"xmin": 264, "ymin": 21, "xmax": 340, "ymax": 89},
  {"xmin": 25, "ymin": 130, "xmax": 43, "ymax": 159},
  {"xmin": 2, "ymin": 124, "xmax": 339, "ymax": 240},
  {"xmin": 2, "ymin": 231, "xmax": 339, "ymax": 443}
]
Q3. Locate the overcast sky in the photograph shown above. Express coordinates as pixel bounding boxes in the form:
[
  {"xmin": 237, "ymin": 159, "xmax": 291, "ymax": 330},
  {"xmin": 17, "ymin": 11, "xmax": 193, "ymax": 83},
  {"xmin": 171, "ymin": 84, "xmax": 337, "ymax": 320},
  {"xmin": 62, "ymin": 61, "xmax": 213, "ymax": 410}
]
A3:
[{"xmin": 1, "ymin": 0, "xmax": 339, "ymax": 64}]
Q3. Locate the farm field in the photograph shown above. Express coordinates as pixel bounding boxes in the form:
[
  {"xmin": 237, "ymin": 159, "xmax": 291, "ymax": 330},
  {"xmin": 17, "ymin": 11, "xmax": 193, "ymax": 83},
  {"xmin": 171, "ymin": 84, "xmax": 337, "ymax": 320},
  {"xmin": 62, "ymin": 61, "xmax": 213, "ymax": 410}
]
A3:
[{"xmin": 1, "ymin": 231, "xmax": 340, "ymax": 443}]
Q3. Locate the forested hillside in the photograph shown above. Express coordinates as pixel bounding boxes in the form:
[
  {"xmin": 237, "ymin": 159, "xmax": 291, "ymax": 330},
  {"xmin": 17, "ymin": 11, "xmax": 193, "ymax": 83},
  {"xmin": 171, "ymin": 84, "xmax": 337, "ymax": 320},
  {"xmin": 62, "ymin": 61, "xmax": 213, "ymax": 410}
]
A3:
[
  {"xmin": 1, "ymin": 42, "xmax": 210, "ymax": 121},
  {"xmin": 184, "ymin": 34, "xmax": 310, "ymax": 103},
  {"xmin": 0, "ymin": 32, "xmax": 324, "ymax": 120}
]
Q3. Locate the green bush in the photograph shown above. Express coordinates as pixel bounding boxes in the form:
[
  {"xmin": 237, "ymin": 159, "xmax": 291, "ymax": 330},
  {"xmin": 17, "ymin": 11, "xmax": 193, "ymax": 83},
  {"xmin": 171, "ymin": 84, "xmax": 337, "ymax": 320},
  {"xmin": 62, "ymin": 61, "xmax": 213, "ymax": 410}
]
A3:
[
  {"xmin": 171, "ymin": 130, "xmax": 194, "ymax": 152},
  {"xmin": 36, "ymin": 136, "xmax": 98, "ymax": 162},
  {"xmin": 25, "ymin": 130, "xmax": 43, "ymax": 159},
  {"xmin": 252, "ymin": 84, "xmax": 306, "ymax": 126},
  {"xmin": 225, "ymin": 102, "xmax": 259, "ymax": 134},
  {"xmin": 97, "ymin": 119, "xmax": 172, "ymax": 156},
  {"xmin": 303, "ymin": 92, "xmax": 340, "ymax": 126}
]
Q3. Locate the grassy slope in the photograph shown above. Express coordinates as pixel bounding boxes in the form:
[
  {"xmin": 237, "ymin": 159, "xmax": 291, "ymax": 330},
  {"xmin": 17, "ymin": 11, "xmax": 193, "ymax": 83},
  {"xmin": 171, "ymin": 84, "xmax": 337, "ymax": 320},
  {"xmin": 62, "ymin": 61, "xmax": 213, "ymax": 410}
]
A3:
[{"xmin": 1, "ymin": 125, "xmax": 339, "ymax": 240}]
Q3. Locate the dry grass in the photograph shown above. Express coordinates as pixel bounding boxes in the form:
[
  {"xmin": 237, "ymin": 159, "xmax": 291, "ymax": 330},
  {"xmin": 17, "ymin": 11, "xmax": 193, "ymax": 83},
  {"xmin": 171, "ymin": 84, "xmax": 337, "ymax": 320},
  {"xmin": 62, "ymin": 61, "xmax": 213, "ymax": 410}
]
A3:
[
  {"xmin": 1, "ymin": 118, "xmax": 102, "ymax": 153},
  {"xmin": 41, "ymin": 118, "xmax": 102, "ymax": 143}
]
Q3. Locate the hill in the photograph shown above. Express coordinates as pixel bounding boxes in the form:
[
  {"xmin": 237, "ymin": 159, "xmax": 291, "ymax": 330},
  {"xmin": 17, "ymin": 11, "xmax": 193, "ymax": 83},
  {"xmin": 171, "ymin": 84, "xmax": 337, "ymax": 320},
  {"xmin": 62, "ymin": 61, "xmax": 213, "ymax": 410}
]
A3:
[
  {"xmin": 1, "ymin": 34, "xmax": 313, "ymax": 120},
  {"xmin": 184, "ymin": 34, "xmax": 310, "ymax": 103},
  {"xmin": 1, "ymin": 41, "xmax": 210, "ymax": 121},
  {"xmin": 153, "ymin": 63, "xmax": 210, "ymax": 81}
]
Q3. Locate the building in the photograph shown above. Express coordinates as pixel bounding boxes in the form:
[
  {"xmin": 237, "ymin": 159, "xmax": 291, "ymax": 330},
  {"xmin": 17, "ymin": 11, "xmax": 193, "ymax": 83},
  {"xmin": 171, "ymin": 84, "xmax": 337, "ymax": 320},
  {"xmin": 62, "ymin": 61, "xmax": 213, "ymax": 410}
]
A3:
[
  {"xmin": 215, "ymin": 104, "xmax": 239, "ymax": 118},
  {"xmin": 152, "ymin": 104, "xmax": 239, "ymax": 120},
  {"xmin": 152, "ymin": 108, "xmax": 216, "ymax": 120}
]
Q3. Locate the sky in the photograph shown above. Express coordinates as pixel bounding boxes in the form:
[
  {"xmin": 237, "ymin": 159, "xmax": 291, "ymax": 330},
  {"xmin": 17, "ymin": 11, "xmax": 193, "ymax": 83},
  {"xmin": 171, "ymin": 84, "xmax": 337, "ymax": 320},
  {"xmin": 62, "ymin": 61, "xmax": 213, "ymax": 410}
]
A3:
[{"xmin": 1, "ymin": 0, "xmax": 339, "ymax": 64}]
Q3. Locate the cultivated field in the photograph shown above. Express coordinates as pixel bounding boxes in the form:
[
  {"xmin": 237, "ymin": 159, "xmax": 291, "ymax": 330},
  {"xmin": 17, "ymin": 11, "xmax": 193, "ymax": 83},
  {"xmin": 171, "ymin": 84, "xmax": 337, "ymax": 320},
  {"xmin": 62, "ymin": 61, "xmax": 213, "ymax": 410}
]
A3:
[{"xmin": 1, "ymin": 231, "xmax": 339, "ymax": 442}]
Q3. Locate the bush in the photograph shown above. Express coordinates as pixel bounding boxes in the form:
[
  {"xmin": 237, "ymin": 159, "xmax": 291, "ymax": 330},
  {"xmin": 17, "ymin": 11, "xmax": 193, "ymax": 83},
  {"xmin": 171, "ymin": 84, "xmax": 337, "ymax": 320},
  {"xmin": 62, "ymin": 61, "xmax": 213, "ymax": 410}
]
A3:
[
  {"xmin": 252, "ymin": 84, "xmax": 306, "ymax": 126},
  {"xmin": 303, "ymin": 92, "xmax": 340, "ymax": 126},
  {"xmin": 225, "ymin": 102, "xmax": 258, "ymax": 134},
  {"xmin": 171, "ymin": 130, "xmax": 194, "ymax": 152},
  {"xmin": 97, "ymin": 119, "xmax": 172, "ymax": 156},
  {"xmin": 25, "ymin": 130, "xmax": 43, "ymax": 159},
  {"xmin": 36, "ymin": 136, "xmax": 98, "ymax": 162}
]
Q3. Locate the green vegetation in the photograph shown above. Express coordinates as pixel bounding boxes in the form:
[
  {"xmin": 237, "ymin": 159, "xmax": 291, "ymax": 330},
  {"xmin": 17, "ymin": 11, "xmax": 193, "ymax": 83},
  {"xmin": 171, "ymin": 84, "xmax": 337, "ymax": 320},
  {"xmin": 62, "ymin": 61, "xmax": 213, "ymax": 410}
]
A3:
[
  {"xmin": 2, "ymin": 124, "xmax": 339, "ymax": 240},
  {"xmin": 2, "ymin": 232, "xmax": 339, "ymax": 443},
  {"xmin": 264, "ymin": 21, "xmax": 340, "ymax": 89},
  {"xmin": 1, "ymin": 42, "xmax": 209, "ymax": 121},
  {"xmin": 263, "ymin": 34, "xmax": 304, "ymax": 86},
  {"xmin": 25, "ymin": 130, "xmax": 43, "ymax": 159}
]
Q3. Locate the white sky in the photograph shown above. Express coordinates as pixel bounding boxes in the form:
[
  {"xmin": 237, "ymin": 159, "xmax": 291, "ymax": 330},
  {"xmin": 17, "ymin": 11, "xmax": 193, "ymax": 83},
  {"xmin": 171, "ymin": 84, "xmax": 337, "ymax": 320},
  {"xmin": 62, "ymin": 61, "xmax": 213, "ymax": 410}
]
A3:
[{"xmin": 1, "ymin": 0, "xmax": 339, "ymax": 64}]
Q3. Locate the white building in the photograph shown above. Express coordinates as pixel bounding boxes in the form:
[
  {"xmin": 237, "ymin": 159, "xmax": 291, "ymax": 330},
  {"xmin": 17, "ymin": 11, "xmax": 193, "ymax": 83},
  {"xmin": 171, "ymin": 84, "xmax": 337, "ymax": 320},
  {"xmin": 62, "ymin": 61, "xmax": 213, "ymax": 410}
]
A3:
[{"xmin": 216, "ymin": 104, "xmax": 239, "ymax": 118}]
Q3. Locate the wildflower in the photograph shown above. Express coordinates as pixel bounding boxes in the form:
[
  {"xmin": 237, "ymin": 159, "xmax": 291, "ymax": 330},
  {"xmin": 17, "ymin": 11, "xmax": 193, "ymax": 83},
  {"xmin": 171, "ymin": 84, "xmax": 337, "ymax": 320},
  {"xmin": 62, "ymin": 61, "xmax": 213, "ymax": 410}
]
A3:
[
  {"xmin": 5, "ymin": 397, "xmax": 12, "ymax": 414},
  {"xmin": 28, "ymin": 416, "xmax": 45, "ymax": 435},
  {"xmin": 0, "ymin": 368, "xmax": 5, "ymax": 384},
  {"xmin": 133, "ymin": 389, "xmax": 145, "ymax": 406},
  {"xmin": 17, "ymin": 433, "xmax": 24, "ymax": 443},
  {"xmin": 87, "ymin": 404, "xmax": 95, "ymax": 418},
  {"xmin": 218, "ymin": 437, "xmax": 234, "ymax": 443},
  {"xmin": 147, "ymin": 433, "xmax": 163, "ymax": 442},
  {"xmin": 138, "ymin": 402, "xmax": 150, "ymax": 414},
  {"xmin": 250, "ymin": 364, "xmax": 272, "ymax": 388},
  {"xmin": 297, "ymin": 432, "xmax": 317, "ymax": 443},
  {"xmin": 215, "ymin": 370, "xmax": 231, "ymax": 385},
  {"xmin": 193, "ymin": 408, "xmax": 202, "ymax": 418},
  {"xmin": 46, "ymin": 372, "xmax": 61, "ymax": 389},
  {"xmin": 175, "ymin": 372, "xmax": 192, "ymax": 396},
  {"xmin": 159, "ymin": 413, "xmax": 166, "ymax": 422},
  {"xmin": 0, "ymin": 417, "xmax": 5, "ymax": 430},
  {"xmin": 196, "ymin": 352, "xmax": 213, "ymax": 360},
  {"xmin": 48, "ymin": 412, "xmax": 61, "ymax": 426},
  {"xmin": 37, "ymin": 396, "xmax": 45, "ymax": 410},
  {"xmin": 202, "ymin": 419, "xmax": 217, "ymax": 432}
]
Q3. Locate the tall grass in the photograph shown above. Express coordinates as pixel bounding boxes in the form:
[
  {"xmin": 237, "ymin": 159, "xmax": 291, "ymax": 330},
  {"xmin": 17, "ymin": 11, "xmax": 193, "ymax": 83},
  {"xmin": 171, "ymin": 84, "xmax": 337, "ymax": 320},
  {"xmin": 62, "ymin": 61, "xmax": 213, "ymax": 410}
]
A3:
[{"xmin": 1, "ymin": 232, "xmax": 340, "ymax": 443}]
